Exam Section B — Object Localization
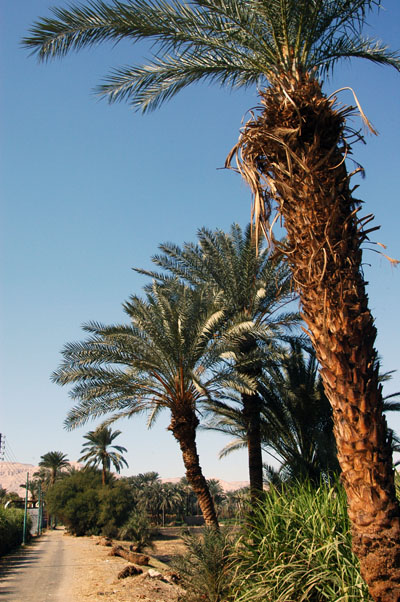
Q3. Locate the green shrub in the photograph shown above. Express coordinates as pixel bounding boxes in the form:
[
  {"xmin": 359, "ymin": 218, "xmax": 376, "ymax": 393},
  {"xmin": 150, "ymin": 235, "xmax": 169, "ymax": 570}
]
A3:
[
  {"xmin": 97, "ymin": 480, "xmax": 133, "ymax": 534},
  {"xmin": 118, "ymin": 509, "xmax": 155, "ymax": 551},
  {"xmin": 172, "ymin": 527, "xmax": 234, "ymax": 602},
  {"xmin": 45, "ymin": 468, "xmax": 133, "ymax": 536},
  {"xmin": 0, "ymin": 507, "xmax": 31, "ymax": 556},
  {"xmin": 230, "ymin": 480, "xmax": 371, "ymax": 602}
]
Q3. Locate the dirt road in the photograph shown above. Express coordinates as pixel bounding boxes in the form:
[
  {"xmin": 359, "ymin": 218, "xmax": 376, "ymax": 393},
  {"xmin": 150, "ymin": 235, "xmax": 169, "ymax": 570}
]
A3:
[
  {"xmin": 0, "ymin": 527, "xmax": 185, "ymax": 601},
  {"xmin": 0, "ymin": 529, "xmax": 79, "ymax": 601}
]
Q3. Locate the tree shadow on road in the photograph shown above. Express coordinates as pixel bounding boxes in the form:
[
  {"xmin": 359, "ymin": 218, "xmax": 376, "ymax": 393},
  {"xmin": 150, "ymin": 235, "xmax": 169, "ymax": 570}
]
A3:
[{"xmin": 0, "ymin": 534, "xmax": 49, "ymax": 597}]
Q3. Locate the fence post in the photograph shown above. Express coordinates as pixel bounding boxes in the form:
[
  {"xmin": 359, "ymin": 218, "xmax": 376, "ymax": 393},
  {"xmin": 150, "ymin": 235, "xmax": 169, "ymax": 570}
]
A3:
[
  {"xmin": 37, "ymin": 484, "xmax": 42, "ymax": 536},
  {"xmin": 22, "ymin": 472, "xmax": 29, "ymax": 545}
]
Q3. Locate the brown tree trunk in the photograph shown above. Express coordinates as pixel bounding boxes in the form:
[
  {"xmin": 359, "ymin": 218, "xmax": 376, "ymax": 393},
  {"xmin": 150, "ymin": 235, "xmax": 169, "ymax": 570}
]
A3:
[
  {"xmin": 235, "ymin": 73, "xmax": 400, "ymax": 602},
  {"xmin": 242, "ymin": 393, "xmax": 264, "ymax": 505},
  {"xmin": 169, "ymin": 409, "xmax": 219, "ymax": 529}
]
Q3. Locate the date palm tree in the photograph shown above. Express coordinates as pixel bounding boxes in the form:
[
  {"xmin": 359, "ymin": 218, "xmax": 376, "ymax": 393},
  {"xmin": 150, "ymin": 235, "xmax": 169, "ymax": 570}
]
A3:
[
  {"xmin": 79, "ymin": 425, "xmax": 128, "ymax": 485},
  {"xmin": 39, "ymin": 451, "xmax": 70, "ymax": 486},
  {"xmin": 52, "ymin": 281, "xmax": 253, "ymax": 528},
  {"xmin": 24, "ymin": 1, "xmax": 400, "ymax": 597},
  {"xmin": 138, "ymin": 223, "xmax": 298, "ymax": 503},
  {"xmin": 209, "ymin": 343, "xmax": 340, "ymax": 484}
]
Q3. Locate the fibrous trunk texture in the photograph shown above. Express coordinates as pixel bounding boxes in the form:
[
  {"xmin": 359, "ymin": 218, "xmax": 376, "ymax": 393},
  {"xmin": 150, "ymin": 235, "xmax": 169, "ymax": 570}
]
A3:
[
  {"xmin": 234, "ymin": 73, "xmax": 400, "ymax": 602},
  {"xmin": 242, "ymin": 392, "xmax": 264, "ymax": 505},
  {"xmin": 169, "ymin": 408, "xmax": 219, "ymax": 529}
]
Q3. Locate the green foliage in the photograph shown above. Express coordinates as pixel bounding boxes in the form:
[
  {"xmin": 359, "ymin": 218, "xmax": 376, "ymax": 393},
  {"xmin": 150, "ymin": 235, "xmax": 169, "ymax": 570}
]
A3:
[
  {"xmin": 53, "ymin": 280, "xmax": 246, "ymax": 431},
  {"xmin": 219, "ymin": 487, "xmax": 250, "ymax": 521},
  {"xmin": 141, "ymin": 224, "xmax": 298, "ymax": 500},
  {"xmin": 123, "ymin": 474, "xmax": 233, "ymax": 525},
  {"xmin": 23, "ymin": 0, "xmax": 400, "ymax": 112},
  {"xmin": 0, "ymin": 507, "xmax": 31, "ymax": 556},
  {"xmin": 258, "ymin": 342, "xmax": 340, "ymax": 483},
  {"xmin": 0, "ymin": 489, "xmax": 22, "ymax": 504},
  {"xmin": 173, "ymin": 527, "xmax": 234, "ymax": 602},
  {"xmin": 45, "ymin": 468, "xmax": 132, "ymax": 536},
  {"xmin": 118, "ymin": 509, "xmax": 155, "ymax": 551},
  {"xmin": 230, "ymin": 480, "xmax": 371, "ymax": 602},
  {"xmin": 97, "ymin": 480, "xmax": 134, "ymax": 537}
]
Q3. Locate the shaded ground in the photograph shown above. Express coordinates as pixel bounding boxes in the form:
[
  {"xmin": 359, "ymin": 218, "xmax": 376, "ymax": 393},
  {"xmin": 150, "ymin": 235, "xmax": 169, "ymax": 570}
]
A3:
[
  {"xmin": 0, "ymin": 527, "xmax": 187, "ymax": 601},
  {"xmin": 0, "ymin": 529, "xmax": 76, "ymax": 601}
]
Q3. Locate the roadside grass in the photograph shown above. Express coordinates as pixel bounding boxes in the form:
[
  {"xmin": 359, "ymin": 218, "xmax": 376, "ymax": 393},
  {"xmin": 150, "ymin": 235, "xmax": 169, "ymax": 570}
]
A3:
[{"xmin": 229, "ymin": 480, "xmax": 371, "ymax": 602}]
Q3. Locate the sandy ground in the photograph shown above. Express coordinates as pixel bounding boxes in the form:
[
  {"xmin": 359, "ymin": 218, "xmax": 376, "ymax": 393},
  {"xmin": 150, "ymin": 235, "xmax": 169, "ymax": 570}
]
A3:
[{"xmin": 0, "ymin": 527, "xmax": 187, "ymax": 602}]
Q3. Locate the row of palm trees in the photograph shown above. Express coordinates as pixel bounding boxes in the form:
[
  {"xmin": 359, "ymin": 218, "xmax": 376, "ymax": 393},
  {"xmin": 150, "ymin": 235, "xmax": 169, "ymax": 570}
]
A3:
[
  {"xmin": 52, "ymin": 225, "xmax": 301, "ymax": 527},
  {"xmin": 42, "ymin": 224, "xmax": 400, "ymax": 529},
  {"xmin": 51, "ymin": 224, "xmax": 390, "ymax": 520},
  {"xmin": 124, "ymin": 471, "xmax": 246, "ymax": 525},
  {"xmin": 31, "ymin": 452, "xmax": 247, "ymax": 525},
  {"xmin": 24, "ymin": 1, "xmax": 400, "ymax": 598}
]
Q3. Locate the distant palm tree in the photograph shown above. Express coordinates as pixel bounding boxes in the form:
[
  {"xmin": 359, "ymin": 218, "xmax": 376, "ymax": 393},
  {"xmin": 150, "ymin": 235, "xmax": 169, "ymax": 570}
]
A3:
[
  {"xmin": 223, "ymin": 487, "xmax": 250, "ymax": 520},
  {"xmin": 79, "ymin": 426, "xmax": 128, "ymax": 486},
  {"xmin": 159, "ymin": 482, "xmax": 184, "ymax": 526},
  {"xmin": 135, "ymin": 472, "xmax": 160, "ymax": 486},
  {"xmin": 53, "ymin": 282, "xmax": 250, "ymax": 528},
  {"xmin": 19, "ymin": 478, "xmax": 40, "ymax": 501},
  {"xmin": 179, "ymin": 477, "xmax": 198, "ymax": 518},
  {"xmin": 39, "ymin": 451, "xmax": 70, "ymax": 485},
  {"xmin": 24, "ymin": 4, "xmax": 400, "ymax": 595},
  {"xmin": 138, "ymin": 224, "xmax": 297, "ymax": 504},
  {"xmin": 206, "ymin": 479, "xmax": 226, "ymax": 511}
]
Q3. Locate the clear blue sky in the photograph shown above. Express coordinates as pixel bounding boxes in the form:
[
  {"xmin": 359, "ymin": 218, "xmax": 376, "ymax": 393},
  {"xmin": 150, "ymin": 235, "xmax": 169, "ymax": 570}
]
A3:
[{"xmin": 1, "ymin": 0, "xmax": 399, "ymax": 481}]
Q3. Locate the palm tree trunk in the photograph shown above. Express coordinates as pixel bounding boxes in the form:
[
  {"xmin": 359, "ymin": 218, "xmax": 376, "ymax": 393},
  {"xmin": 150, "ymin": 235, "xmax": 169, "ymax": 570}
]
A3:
[
  {"xmin": 239, "ymin": 336, "xmax": 264, "ymax": 505},
  {"xmin": 169, "ymin": 409, "xmax": 219, "ymax": 529},
  {"xmin": 242, "ymin": 393, "xmax": 264, "ymax": 505},
  {"xmin": 237, "ymin": 73, "xmax": 400, "ymax": 602}
]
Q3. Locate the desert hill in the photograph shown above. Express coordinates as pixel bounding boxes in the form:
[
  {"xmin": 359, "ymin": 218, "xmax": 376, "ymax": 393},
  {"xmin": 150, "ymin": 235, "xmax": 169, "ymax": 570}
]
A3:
[
  {"xmin": 0, "ymin": 461, "xmax": 82, "ymax": 497},
  {"xmin": 0, "ymin": 462, "xmax": 248, "ymax": 497}
]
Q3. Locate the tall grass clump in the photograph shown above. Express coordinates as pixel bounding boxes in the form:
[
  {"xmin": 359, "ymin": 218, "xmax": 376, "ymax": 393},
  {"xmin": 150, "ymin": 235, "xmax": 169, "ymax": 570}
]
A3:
[
  {"xmin": 0, "ymin": 507, "xmax": 31, "ymax": 556},
  {"xmin": 173, "ymin": 527, "xmax": 234, "ymax": 602},
  {"xmin": 230, "ymin": 480, "xmax": 371, "ymax": 602}
]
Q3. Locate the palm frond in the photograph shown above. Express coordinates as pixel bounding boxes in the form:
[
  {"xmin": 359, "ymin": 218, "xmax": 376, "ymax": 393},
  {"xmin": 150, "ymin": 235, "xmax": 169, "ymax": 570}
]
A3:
[
  {"xmin": 218, "ymin": 438, "xmax": 247, "ymax": 459},
  {"xmin": 24, "ymin": 0, "xmax": 400, "ymax": 111}
]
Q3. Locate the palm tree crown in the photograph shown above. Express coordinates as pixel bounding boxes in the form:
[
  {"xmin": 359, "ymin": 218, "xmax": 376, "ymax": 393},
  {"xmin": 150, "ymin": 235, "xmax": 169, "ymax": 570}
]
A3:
[
  {"xmin": 54, "ymin": 282, "xmax": 249, "ymax": 429},
  {"xmin": 79, "ymin": 425, "xmax": 128, "ymax": 485},
  {"xmin": 39, "ymin": 451, "xmax": 70, "ymax": 485},
  {"xmin": 139, "ymin": 224, "xmax": 295, "ymax": 324},
  {"xmin": 23, "ymin": 0, "xmax": 399, "ymax": 112}
]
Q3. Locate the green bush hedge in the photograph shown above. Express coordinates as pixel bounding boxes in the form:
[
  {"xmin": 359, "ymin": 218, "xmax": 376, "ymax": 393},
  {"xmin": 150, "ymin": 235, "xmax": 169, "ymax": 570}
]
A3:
[{"xmin": 0, "ymin": 507, "xmax": 31, "ymax": 556}]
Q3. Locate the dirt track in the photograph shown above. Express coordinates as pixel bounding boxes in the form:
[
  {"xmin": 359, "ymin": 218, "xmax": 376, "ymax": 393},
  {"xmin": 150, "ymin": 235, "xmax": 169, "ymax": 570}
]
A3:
[{"xmin": 0, "ymin": 528, "xmax": 185, "ymax": 601}]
